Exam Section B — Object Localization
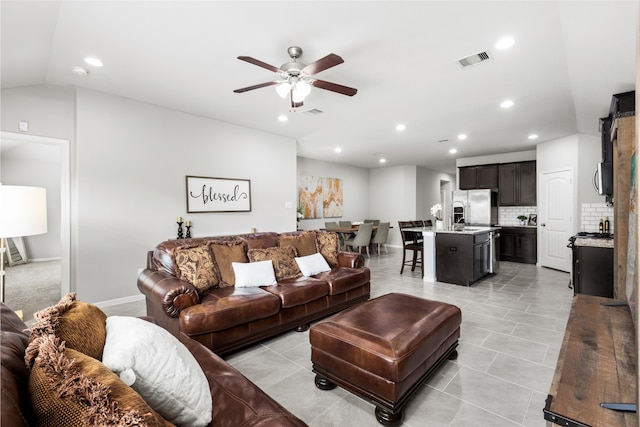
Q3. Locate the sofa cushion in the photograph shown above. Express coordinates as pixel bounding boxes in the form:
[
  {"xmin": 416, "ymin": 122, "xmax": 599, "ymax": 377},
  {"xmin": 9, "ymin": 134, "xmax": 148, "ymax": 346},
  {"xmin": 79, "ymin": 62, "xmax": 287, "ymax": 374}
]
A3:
[
  {"xmin": 175, "ymin": 244, "xmax": 219, "ymax": 294},
  {"xmin": 209, "ymin": 240, "xmax": 249, "ymax": 287},
  {"xmin": 27, "ymin": 335, "xmax": 170, "ymax": 427},
  {"xmin": 314, "ymin": 267, "xmax": 371, "ymax": 295},
  {"xmin": 232, "ymin": 260, "xmax": 277, "ymax": 287},
  {"xmin": 316, "ymin": 231, "xmax": 339, "ymax": 267},
  {"xmin": 295, "ymin": 252, "xmax": 331, "ymax": 277},
  {"xmin": 248, "ymin": 246, "xmax": 302, "ymax": 281},
  {"xmin": 279, "ymin": 231, "xmax": 318, "ymax": 257},
  {"xmin": 102, "ymin": 316, "xmax": 212, "ymax": 427},
  {"xmin": 180, "ymin": 286, "xmax": 282, "ymax": 334},
  {"xmin": 30, "ymin": 293, "xmax": 107, "ymax": 361},
  {"xmin": 261, "ymin": 277, "xmax": 329, "ymax": 308}
]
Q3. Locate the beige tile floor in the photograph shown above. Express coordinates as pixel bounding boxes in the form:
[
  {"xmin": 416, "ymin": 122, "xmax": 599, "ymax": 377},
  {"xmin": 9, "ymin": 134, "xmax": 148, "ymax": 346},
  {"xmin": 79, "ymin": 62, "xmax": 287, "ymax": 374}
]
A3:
[{"xmin": 106, "ymin": 248, "xmax": 572, "ymax": 427}]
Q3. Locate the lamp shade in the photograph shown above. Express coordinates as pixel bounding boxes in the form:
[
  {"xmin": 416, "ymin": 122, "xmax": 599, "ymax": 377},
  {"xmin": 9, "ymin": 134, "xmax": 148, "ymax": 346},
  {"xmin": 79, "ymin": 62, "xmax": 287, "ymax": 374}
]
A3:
[{"xmin": 0, "ymin": 185, "xmax": 47, "ymax": 238}]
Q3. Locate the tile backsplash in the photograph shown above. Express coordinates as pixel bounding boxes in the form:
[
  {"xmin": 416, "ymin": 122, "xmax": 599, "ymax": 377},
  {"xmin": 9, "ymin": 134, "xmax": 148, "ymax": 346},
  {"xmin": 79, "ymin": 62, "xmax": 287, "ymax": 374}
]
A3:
[
  {"xmin": 498, "ymin": 206, "xmax": 537, "ymax": 226},
  {"xmin": 581, "ymin": 203, "xmax": 614, "ymax": 233}
]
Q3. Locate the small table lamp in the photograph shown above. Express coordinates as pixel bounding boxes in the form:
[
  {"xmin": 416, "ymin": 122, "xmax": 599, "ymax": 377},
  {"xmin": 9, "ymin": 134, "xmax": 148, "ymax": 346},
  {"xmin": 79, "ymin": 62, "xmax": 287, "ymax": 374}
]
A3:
[{"xmin": 0, "ymin": 185, "xmax": 48, "ymax": 302}]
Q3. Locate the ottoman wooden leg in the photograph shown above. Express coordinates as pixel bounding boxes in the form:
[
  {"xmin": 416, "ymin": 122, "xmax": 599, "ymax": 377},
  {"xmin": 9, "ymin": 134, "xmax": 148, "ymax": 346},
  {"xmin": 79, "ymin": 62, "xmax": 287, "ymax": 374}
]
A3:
[
  {"xmin": 448, "ymin": 349, "xmax": 458, "ymax": 360},
  {"xmin": 375, "ymin": 406, "xmax": 403, "ymax": 427},
  {"xmin": 314, "ymin": 374, "xmax": 337, "ymax": 390}
]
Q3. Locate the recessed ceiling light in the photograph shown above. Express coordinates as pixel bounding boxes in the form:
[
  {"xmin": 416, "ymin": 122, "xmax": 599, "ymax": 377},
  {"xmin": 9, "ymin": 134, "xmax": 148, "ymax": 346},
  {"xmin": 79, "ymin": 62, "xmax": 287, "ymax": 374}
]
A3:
[
  {"xmin": 379, "ymin": 157, "xmax": 386, "ymax": 163},
  {"xmin": 334, "ymin": 147, "xmax": 342, "ymax": 153},
  {"xmin": 528, "ymin": 134, "xmax": 539, "ymax": 140},
  {"xmin": 396, "ymin": 124, "xmax": 406, "ymax": 132},
  {"xmin": 449, "ymin": 148, "xmax": 458, "ymax": 154},
  {"xmin": 500, "ymin": 100, "xmax": 514, "ymax": 109},
  {"xmin": 278, "ymin": 115, "xmax": 288, "ymax": 122},
  {"xmin": 71, "ymin": 66, "xmax": 88, "ymax": 76},
  {"xmin": 84, "ymin": 57, "xmax": 103, "ymax": 67},
  {"xmin": 495, "ymin": 37, "xmax": 515, "ymax": 50},
  {"xmin": 457, "ymin": 134, "xmax": 467, "ymax": 140}
]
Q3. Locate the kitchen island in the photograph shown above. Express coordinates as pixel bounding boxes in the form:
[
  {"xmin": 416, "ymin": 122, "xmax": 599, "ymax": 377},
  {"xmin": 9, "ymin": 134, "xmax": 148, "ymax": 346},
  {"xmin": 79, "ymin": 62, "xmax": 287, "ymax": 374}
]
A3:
[{"xmin": 404, "ymin": 226, "xmax": 500, "ymax": 285}]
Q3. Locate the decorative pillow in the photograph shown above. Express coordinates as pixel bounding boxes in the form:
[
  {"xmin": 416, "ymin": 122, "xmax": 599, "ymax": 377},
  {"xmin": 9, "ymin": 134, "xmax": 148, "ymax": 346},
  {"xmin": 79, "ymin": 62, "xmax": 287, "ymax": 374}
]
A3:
[
  {"xmin": 102, "ymin": 316, "xmax": 212, "ymax": 427},
  {"xmin": 295, "ymin": 252, "xmax": 331, "ymax": 276},
  {"xmin": 209, "ymin": 240, "xmax": 248, "ymax": 287},
  {"xmin": 248, "ymin": 246, "xmax": 302, "ymax": 281},
  {"xmin": 232, "ymin": 260, "xmax": 277, "ymax": 287},
  {"xmin": 30, "ymin": 293, "xmax": 107, "ymax": 361},
  {"xmin": 175, "ymin": 244, "xmax": 219, "ymax": 294},
  {"xmin": 27, "ymin": 334, "xmax": 171, "ymax": 427},
  {"xmin": 279, "ymin": 231, "xmax": 318, "ymax": 257},
  {"xmin": 316, "ymin": 231, "xmax": 339, "ymax": 267}
]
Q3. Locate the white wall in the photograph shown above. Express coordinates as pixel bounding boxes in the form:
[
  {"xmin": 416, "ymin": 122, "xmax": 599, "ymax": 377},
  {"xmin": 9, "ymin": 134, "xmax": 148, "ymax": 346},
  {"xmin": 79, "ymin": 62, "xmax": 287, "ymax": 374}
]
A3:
[
  {"xmin": 295, "ymin": 157, "xmax": 370, "ymax": 230},
  {"xmin": 2, "ymin": 85, "xmax": 297, "ymax": 304},
  {"xmin": 417, "ymin": 166, "xmax": 455, "ymax": 224}
]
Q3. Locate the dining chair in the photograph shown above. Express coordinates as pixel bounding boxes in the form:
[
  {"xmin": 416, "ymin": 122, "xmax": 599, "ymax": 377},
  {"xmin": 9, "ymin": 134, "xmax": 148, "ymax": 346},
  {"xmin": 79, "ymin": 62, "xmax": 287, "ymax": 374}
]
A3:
[
  {"xmin": 364, "ymin": 219, "xmax": 380, "ymax": 226},
  {"xmin": 344, "ymin": 222, "xmax": 374, "ymax": 257},
  {"xmin": 339, "ymin": 221, "xmax": 352, "ymax": 227},
  {"xmin": 324, "ymin": 221, "xmax": 339, "ymax": 229},
  {"xmin": 398, "ymin": 221, "xmax": 423, "ymax": 277},
  {"xmin": 424, "ymin": 219, "xmax": 433, "ymax": 227},
  {"xmin": 371, "ymin": 222, "xmax": 390, "ymax": 254}
]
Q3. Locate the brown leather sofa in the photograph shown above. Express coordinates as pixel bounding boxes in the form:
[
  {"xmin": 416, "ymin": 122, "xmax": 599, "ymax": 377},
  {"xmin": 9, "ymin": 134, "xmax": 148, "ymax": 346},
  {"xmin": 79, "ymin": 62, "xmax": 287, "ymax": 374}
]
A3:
[
  {"xmin": 0, "ymin": 301, "xmax": 308, "ymax": 427},
  {"xmin": 138, "ymin": 231, "xmax": 371, "ymax": 355}
]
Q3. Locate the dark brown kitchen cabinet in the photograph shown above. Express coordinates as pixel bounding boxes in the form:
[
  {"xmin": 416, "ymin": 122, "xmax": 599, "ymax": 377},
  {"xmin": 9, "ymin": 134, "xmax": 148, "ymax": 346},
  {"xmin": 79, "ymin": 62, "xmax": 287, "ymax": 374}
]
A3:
[
  {"xmin": 499, "ymin": 227, "xmax": 537, "ymax": 264},
  {"xmin": 572, "ymin": 245, "xmax": 613, "ymax": 298},
  {"xmin": 436, "ymin": 232, "xmax": 490, "ymax": 286},
  {"xmin": 498, "ymin": 161, "xmax": 536, "ymax": 206},
  {"xmin": 458, "ymin": 164, "xmax": 498, "ymax": 190}
]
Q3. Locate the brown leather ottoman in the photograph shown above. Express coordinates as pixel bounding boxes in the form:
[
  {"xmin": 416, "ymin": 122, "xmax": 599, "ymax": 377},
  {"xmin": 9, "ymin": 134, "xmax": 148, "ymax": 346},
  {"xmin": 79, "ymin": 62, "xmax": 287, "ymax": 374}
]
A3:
[{"xmin": 310, "ymin": 292, "xmax": 461, "ymax": 426}]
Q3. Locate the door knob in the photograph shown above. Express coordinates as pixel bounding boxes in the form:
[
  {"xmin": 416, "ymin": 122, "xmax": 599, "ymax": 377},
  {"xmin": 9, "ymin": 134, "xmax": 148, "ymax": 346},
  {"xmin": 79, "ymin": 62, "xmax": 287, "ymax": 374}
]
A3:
[{"xmin": 541, "ymin": 223, "xmax": 546, "ymax": 227}]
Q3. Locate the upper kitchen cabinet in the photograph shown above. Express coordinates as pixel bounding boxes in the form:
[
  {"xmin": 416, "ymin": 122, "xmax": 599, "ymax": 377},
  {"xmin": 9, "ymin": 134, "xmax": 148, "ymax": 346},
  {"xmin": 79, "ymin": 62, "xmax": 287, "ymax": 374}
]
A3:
[
  {"xmin": 458, "ymin": 164, "xmax": 498, "ymax": 190},
  {"xmin": 498, "ymin": 161, "xmax": 536, "ymax": 206}
]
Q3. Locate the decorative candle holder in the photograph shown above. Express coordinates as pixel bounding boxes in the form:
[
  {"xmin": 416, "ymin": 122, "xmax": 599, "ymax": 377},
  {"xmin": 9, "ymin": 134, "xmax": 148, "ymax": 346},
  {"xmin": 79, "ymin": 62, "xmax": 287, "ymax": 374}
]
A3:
[
  {"xmin": 177, "ymin": 221, "xmax": 184, "ymax": 239},
  {"xmin": 186, "ymin": 224, "xmax": 192, "ymax": 238}
]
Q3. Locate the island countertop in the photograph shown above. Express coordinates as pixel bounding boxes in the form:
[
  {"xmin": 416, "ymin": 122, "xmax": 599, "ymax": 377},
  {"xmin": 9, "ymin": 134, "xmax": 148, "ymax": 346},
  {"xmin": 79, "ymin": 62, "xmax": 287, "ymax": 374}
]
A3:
[{"xmin": 403, "ymin": 226, "xmax": 500, "ymax": 235}]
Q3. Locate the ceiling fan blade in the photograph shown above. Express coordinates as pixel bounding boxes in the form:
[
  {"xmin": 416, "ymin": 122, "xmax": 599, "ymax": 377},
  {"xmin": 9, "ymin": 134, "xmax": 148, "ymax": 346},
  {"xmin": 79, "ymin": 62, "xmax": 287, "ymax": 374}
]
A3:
[
  {"xmin": 237, "ymin": 56, "xmax": 282, "ymax": 74},
  {"xmin": 312, "ymin": 79, "xmax": 358, "ymax": 97},
  {"xmin": 233, "ymin": 81, "xmax": 278, "ymax": 93},
  {"xmin": 301, "ymin": 53, "xmax": 344, "ymax": 75}
]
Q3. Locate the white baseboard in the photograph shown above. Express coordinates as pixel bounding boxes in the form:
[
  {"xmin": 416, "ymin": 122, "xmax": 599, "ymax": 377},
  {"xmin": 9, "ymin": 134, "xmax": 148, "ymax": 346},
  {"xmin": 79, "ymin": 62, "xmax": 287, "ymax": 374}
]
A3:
[
  {"xmin": 29, "ymin": 257, "xmax": 62, "ymax": 263},
  {"xmin": 94, "ymin": 294, "xmax": 145, "ymax": 309}
]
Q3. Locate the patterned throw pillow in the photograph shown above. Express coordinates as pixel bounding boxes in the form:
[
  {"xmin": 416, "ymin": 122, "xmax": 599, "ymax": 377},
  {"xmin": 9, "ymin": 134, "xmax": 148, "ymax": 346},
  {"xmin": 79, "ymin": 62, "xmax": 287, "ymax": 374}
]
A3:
[
  {"xmin": 316, "ymin": 231, "xmax": 339, "ymax": 267},
  {"xmin": 248, "ymin": 246, "xmax": 302, "ymax": 281},
  {"xmin": 175, "ymin": 245, "xmax": 219, "ymax": 294},
  {"xmin": 29, "ymin": 293, "xmax": 107, "ymax": 361},
  {"xmin": 279, "ymin": 231, "xmax": 318, "ymax": 257},
  {"xmin": 209, "ymin": 240, "xmax": 249, "ymax": 287},
  {"xmin": 27, "ymin": 335, "xmax": 171, "ymax": 427}
]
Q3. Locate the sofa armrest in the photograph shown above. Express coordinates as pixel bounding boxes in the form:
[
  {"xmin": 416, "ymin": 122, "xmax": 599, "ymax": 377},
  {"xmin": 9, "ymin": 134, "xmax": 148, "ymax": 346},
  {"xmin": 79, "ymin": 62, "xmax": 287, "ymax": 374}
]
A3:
[
  {"xmin": 337, "ymin": 251, "xmax": 365, "ymax": 269},
  {"xmin": 137, "ymin": 269, "xmax": 199, "ymax": 318},
  {"xmin": 181, "ymin": 332, "xmax": 308, "ymax": 426}
]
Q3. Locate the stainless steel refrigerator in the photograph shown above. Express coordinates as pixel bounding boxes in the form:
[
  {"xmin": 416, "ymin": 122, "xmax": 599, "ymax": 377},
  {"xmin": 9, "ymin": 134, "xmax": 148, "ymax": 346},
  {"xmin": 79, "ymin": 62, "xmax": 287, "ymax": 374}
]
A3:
[{"xmin": 452, "ymin": 189, "xmax": 498, "ymax": 226}]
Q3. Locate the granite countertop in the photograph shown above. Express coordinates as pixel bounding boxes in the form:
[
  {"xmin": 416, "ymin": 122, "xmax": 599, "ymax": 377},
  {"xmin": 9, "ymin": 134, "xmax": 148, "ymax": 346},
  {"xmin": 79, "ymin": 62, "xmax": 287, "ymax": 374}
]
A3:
[
  {"xmin": 574, "ymin": 237, "xmax": 614, "ymax": 248},
  {"xmin": 499, "ymin": 225, "xmax": 538, "ymax": 229}
]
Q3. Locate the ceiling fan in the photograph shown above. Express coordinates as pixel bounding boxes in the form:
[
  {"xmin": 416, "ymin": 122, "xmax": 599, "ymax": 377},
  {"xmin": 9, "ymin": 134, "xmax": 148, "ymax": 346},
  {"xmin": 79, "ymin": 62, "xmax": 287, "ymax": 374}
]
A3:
[{"xmin": 233, "ymin": 46, "xmax": 357, "ymax": 109}]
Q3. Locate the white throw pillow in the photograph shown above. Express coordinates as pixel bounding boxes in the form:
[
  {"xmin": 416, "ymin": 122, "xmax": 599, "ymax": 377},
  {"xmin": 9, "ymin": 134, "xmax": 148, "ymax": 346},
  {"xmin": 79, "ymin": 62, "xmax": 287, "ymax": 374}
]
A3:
[
  {"xmin": 232, "ymin": 260, "xmax": 277, "ymax": 287},
  {"xmin": 295, "ymin": 252, "xmax": 331, "ymax": 276},
  {"xmin": 102, "ymin": 316, "xmax": 212, "ymax": 427}
]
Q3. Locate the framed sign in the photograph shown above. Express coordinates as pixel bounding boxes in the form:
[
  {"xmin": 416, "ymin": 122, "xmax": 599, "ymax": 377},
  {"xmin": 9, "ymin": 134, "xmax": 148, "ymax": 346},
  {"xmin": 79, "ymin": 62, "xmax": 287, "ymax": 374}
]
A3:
[{"xmin": 186, "ymin": 176, "xmax": 251, "ymax": 213}]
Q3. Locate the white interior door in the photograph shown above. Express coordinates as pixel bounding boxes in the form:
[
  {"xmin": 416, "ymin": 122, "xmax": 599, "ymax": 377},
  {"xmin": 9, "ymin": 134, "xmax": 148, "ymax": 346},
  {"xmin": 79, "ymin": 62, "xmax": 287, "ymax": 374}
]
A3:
[{"xmin": 539, "ymin": 169, "xmax": 573, "ymax": 272}]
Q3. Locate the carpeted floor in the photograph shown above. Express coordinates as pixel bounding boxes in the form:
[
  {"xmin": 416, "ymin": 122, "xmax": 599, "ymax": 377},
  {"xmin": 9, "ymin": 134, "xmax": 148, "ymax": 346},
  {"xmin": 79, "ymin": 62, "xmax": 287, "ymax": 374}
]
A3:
[{"xmin": 3, "ymin": 259, "xmax": 61, "ymax": 322}]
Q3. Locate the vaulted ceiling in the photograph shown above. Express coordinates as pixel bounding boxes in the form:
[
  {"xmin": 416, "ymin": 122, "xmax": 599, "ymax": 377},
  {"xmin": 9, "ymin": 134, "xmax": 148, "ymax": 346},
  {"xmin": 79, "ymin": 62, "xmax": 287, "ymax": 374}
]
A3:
[{"xmin": 2, "ymin": 1, "xmax": 637, "ymax": 172}]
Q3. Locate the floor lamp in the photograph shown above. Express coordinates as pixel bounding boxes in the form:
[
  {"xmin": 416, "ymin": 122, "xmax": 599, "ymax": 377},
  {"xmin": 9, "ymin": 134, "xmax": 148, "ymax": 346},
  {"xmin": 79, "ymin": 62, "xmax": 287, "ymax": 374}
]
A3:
[{"xmin": 0, "ymin": 185, "xmax": 48, "ymax": 303}]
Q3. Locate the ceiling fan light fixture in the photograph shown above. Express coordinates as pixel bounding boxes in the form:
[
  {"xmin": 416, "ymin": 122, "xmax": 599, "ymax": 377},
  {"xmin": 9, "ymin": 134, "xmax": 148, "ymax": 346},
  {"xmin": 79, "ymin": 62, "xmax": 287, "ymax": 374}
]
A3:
[
  {"xmin": 291, "ymin": 80, "xmax": 311, "ymax": 103},
  {"xmin": 275, "ymin": 83, "xmax": 290, "ymax": 98}
]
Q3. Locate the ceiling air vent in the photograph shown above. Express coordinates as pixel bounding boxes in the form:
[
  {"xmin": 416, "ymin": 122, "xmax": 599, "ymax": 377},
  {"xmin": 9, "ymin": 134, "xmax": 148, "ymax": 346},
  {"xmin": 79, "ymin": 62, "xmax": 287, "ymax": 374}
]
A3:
[
  {"xmin": 304, "ymin": 108, "xmax": 324, "ymax": 116},
  {"xmin": 458, "ymin": 51, "xmax": 492, "ymax": 68}
]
